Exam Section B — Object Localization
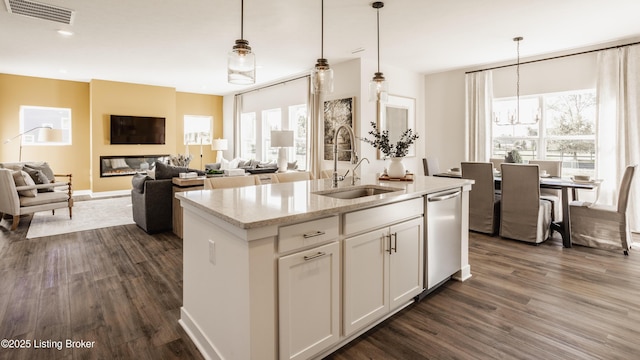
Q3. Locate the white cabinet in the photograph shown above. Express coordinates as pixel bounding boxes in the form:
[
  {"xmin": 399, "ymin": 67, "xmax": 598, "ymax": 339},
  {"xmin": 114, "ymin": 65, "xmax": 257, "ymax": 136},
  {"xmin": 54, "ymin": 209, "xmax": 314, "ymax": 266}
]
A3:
[
  {"xmin": 343, "ymin": 216, "xmax": 424, "ymax": 336},
  {"xmin": 278, "ymin": 241, "xmax": 340, "ymax": 360}
]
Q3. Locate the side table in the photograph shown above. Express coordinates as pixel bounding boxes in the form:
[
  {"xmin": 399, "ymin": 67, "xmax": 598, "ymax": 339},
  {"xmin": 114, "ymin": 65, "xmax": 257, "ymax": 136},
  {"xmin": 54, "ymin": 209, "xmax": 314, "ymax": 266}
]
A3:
[{"xmin": 172, "ymin": 176, "xmax": 205, "ymax": 239}]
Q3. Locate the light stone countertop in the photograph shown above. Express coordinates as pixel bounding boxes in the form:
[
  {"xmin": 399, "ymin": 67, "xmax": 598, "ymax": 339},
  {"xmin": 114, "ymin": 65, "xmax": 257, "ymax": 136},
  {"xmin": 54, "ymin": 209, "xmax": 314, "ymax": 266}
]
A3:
[{"xmin": 176, "ymin": 173, "xmax": 473, "ymax": 230}]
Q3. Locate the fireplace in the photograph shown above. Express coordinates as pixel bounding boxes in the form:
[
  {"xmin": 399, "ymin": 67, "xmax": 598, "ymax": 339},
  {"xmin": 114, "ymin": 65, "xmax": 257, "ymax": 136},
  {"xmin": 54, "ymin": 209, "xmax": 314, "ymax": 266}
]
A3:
[{"xmin": 100, "ymin": 155, "xmax": 169, "ymax": 177}]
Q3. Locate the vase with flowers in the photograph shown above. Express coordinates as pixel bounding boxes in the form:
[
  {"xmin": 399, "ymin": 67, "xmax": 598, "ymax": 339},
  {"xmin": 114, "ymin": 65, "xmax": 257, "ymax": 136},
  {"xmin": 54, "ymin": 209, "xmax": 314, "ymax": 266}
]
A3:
[{"xmin": 361, "ymin": 121, "xmax": 419, "ymax": 178}]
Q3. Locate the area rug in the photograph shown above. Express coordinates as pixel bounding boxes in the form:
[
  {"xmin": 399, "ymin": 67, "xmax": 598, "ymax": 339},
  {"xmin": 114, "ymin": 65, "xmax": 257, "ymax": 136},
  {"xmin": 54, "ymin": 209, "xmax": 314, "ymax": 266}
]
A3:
[{"xmin": 26, "ymin": 196, "xmax": 134, "ymax": 239}]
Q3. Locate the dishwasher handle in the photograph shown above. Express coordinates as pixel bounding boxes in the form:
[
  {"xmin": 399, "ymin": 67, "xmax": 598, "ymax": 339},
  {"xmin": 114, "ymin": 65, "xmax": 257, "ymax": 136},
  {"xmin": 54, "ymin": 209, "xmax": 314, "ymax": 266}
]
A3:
[{"xmin": 428, "ymin": 190, "xmax": 461, "ymax": 202}]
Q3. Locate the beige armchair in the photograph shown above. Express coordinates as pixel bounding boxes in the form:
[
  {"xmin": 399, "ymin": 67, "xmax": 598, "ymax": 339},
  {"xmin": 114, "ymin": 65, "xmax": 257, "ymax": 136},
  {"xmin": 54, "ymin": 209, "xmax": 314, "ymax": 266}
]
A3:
[
  {"xmin": 570, "ymin": 164, "xmax": 636, "ymax": 255},
  {"xmin": 0, "ymin": 167, "xmax": 73, "ymax": 230},
  {"xmin": 462, "ymin": 162, "xmax": 500, "ymax": 235},
  {"xmin": 499, "ymin": 163, "xmax": 552, "ymax": 243},
  {"xmin": 204, "ymin": 175, "xmax": 261, "ymax": 189}
]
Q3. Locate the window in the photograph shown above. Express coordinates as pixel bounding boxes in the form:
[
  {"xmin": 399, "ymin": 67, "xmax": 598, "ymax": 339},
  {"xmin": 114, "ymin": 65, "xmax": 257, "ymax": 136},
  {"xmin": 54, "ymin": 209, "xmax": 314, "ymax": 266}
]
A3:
[
  {"xmin": 184, "ymin": 115, "xmax": 212, "ymax": 145},
  {"xmin": 236, "ymin": 76, "xmax": 310, "ymax": 169},
  {"xmin": 20, "ymin": 106, "xmax": 71, "ymax": 145},
  {"xmin": 492, "ymin": 90, "xmax": 596, "ymax": 177},
  {"xmin": 239, "ymin": 112, "xmax": 256, "ymax": 159},
  {"xmin": 290, "ymin": 104, "xmax": 308, "ymax": 169}
]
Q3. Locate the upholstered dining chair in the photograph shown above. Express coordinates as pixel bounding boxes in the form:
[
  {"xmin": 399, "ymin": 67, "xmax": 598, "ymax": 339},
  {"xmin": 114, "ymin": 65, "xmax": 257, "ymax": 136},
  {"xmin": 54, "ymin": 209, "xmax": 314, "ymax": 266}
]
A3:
[
  {"xmin": 204, "ymin": 175, "xmax": 261, "ymax": 189},
  {"xmin": 423, "ymin": 156, "xmax": 440, "ymax": 176},
  {"xmin": 462, "ymin": 162, "xmax": 500, "ymax": 235},
  {"xmin": 275, "ymin": 171, "xmax": 314, "ymax": 183},
  {"xmin": 528, "ymin": 160, "xmax": 562, "ymax": 221},
  {"xmin": 569, "ymin": 164, "xmax": 637, "ymax": 255},
  {"xmin": 489, "ymin": 158, "xmax": 504, "ymax": 171},
  {"xmin": 499, "ymin": 163, "xmax": 552, "ymax": 243}
]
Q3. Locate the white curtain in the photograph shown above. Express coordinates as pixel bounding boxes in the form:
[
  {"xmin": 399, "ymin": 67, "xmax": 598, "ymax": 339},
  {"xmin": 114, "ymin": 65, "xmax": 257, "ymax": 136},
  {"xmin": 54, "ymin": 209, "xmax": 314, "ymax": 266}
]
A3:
[
  {"xmin": 465, "ymin": 70, "xmax": 494, "ymax": 162},
  {"xmin": 233, "ymin": 94, "xmax": 242, "ymax": 158},
  {"xmin": 596, "ymin": 45, "xmax": 640, "ymax": 232}
]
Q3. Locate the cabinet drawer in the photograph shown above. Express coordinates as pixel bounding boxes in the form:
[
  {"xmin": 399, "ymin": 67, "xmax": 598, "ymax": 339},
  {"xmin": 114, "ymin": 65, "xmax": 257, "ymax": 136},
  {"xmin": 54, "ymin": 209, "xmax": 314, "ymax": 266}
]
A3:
[
  {"xmin": 279, "ymin": 216, "xmax": 339, "ymax": 253},
  {"xmin": 343, "ymin": 198, "xmax": 423, "ymax": 236}
]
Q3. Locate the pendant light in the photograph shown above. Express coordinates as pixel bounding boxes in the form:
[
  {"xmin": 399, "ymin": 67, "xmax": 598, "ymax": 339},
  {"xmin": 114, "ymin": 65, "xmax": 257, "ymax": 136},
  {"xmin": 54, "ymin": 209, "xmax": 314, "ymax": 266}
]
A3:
[
  {"xmin": 311, "ymin": 0, "xmax": 333, "ymax": 94},
  {"xmin": 369, "ymin": 1, "xmax": 388, "ymax": 102},
  {"xmin": 228, "ymin": 0, "xmax": 256, "ymax": 85}
]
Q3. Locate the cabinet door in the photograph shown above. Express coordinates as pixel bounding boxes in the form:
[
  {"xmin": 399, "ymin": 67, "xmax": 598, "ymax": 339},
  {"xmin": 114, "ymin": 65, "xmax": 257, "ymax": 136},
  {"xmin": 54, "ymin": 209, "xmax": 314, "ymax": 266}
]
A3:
[
  {"xmin": 278, "ymin": 241, "xmax": 340, "ymax": 360},
  {"xmin": 389, "ymin": 217, "xmax": 424, "ymax": 310},
  {"xmin": 343, "ymin": 229, "xmax": 389, "ymax": 336}
]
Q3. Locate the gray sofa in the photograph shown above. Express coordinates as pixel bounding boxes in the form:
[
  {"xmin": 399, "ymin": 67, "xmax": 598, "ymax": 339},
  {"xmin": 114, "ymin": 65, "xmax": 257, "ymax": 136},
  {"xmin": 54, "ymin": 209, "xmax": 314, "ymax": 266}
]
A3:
[
  {"xmin": 131, "ymin": 175, "xmax": 173, "ymax": 234},
  {"xmin": 131, "ymin": 162, "xmax": 204, "ymax": 234}
]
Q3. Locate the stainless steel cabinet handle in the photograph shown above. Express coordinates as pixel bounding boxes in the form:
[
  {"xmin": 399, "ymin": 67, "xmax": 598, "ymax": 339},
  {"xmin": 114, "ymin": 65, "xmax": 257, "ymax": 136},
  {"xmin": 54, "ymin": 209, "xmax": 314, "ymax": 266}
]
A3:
[
  {"xmin": 303, "ymin": 231, "xmax": 326, "ymax": 238},
  {"xmin": 303, "ymin": 252, "xmax": 326, "ymax": 261},
  {"xmin": 386, "ymin": 234, "xmax": 393, "ymax": 254},
  {"xmin": 428, "ymin": 191, "xmax": 461, "ymax": 202},
  {"xmin": 391, "ymin": 232, "xmax": 397, "ymax": 253}
]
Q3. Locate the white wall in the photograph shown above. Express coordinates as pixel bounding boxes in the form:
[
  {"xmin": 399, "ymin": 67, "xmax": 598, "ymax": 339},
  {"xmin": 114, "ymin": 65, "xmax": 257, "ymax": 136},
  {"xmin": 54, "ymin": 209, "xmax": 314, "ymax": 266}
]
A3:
[
  {"xmin": 326, "ymin": 57, "xmax": 426, "ymax": 177},
  {"xmin": 424, "ymin": 49, "xmax": 599, "ymax": 172},
  {"xmin": 220, "ymin": 56, "xmax": 426, "ymax": 177}
]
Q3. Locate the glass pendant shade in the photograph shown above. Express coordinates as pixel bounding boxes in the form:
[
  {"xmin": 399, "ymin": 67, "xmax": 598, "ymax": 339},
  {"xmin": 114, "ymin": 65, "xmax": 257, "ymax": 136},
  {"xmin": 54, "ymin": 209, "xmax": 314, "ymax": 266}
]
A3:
[
  {"xmin": 369, "ymin": 72, "xmax": 388, "ymax": 102},
  {"xmin": 311, "ymin": 58, "xmax": 333, "ymax": 94},
  {"xmin": 228, "ymin": 39, "xmax": 255, "ymax": 85}
]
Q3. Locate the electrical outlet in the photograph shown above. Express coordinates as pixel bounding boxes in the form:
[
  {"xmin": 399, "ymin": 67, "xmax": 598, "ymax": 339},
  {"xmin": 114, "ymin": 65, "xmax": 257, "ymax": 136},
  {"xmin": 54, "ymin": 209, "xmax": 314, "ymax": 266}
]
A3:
[{"xmin": 208, "ymin": 239, "xmax": 215, "ymax": 265}]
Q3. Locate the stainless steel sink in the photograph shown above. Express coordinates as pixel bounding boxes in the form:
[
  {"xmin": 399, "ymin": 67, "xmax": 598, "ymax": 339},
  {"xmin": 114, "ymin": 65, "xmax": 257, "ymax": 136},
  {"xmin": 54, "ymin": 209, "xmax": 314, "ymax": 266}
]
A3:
[{"xmin": 313, "ymin": 185, "xmax": 403, "ymax": 199}]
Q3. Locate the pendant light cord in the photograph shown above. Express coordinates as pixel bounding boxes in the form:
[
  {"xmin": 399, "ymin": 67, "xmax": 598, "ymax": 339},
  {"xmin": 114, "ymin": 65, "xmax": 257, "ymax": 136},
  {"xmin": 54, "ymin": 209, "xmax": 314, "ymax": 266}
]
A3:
[
  {"xmin": 514, "ymin": 37, "xmax": 522, "ymax": 124},
  {"xmin": 240, "ymin": 0, "xmax": 244, "ymax": 40},
  {"xmin": 321, "ymin": 0, "xmax": 324, "ymax": 58},
  {"xmin": 376, "ymin": 6, "xmax": 380, "ymax": 73}
]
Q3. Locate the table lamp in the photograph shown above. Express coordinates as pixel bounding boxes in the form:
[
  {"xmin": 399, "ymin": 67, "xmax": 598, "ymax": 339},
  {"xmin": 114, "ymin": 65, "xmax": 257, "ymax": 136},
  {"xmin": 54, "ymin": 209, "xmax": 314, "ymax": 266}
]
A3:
[
  {"xmin": 271, "ymin": 130, "xmax": 294, "ymax": 172},
  {"xmin": 211, "ymin": 139, "xmax": 228, "ymax": 163}
]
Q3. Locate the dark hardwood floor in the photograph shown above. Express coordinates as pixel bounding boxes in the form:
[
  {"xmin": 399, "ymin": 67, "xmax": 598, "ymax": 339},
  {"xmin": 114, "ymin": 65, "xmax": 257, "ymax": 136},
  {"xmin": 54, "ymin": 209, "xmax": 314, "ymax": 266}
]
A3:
[{"xmin": 1, "ymin": 214, "xmax": 639, "ymax": 359}]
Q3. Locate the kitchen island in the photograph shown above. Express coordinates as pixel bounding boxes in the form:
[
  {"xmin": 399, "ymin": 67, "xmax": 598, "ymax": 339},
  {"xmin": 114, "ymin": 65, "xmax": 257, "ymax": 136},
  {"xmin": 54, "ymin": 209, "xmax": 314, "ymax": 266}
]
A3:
[{"xmin": 176, "ymin": 174, "xmax": 473, "ymax": 360}]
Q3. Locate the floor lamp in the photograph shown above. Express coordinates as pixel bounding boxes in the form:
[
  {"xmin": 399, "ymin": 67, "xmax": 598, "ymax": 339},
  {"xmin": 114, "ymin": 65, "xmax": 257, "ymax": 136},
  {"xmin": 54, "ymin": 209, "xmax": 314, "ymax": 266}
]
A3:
[
  {"xmin": 211, "ymin": 139, "xmax": 228, "ymax": 163},
  {"xmin": 3, "ymin": 125, "xmax": 55, "ymax": 162},
  {"xmin": 271, "ymin": 130, "xmax": 294, "ymax": 172}
]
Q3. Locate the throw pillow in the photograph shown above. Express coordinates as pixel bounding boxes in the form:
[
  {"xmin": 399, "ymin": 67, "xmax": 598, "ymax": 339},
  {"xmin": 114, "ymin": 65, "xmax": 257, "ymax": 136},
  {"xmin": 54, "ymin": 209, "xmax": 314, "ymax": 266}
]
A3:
[
  {"xmin": 110, "ymin": 158, "xmax": 129, "ymax": 169},
  {"xmin": 154, "ymin": 161, "xmax": 205, "ymax": 179},
  {"xmin": 23, "ymin": 168, "xmax": 53, "ymax": 192},
  {"xmin": 24, "ymin": 162, "xmax": 55, "ymax": 183},
  {"xmin": 205, "ymin": 163, "xmax": 221, "ymax": 171},
  {"xmin": 12, "ymin": 170, "xmax": 37, "ymax": 197},
  {"xmin": 287, "ymin": 160, "xmax": 298, "ymax": 170}
]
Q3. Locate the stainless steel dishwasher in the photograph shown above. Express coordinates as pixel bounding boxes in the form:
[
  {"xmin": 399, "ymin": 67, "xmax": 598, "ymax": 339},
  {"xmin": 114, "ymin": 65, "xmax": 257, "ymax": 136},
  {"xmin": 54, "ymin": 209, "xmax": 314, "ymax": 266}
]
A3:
[{"xmin": 425, "ymin": 189, "xmax": 462, "ymax": 290}]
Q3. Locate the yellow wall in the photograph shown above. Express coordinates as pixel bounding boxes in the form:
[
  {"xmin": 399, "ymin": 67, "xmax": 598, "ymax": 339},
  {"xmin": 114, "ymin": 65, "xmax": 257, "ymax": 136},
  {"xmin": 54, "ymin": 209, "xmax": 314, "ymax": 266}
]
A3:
[
  {"xmin": 90, "ymin": 80, "xmax": 177, "ymax": 193},
  {"xmin": 1, "ymin": 75, "xmax": 223, "ymax": 194},
  {"xmin": 176, "ymin": 92, "xmax": 224, "ymax": 170},
  {"xmin": 0, "ymin": 74, "xmax": 91, "ymax": 190}
]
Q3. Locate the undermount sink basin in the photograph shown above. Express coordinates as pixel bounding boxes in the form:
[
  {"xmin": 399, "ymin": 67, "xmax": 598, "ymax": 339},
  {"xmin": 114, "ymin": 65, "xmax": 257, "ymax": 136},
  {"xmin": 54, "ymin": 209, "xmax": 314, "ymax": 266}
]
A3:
[{"xmin": 313, "ymin": 185, "xmax": 404, "ymax": 199}]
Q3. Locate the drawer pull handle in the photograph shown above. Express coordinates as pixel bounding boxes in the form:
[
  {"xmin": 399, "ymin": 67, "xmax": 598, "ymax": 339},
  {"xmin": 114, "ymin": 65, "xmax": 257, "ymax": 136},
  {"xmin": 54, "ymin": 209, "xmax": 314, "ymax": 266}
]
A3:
[
  {"xmin": 303, "ymin": 231, "xmax": 325, "ymax": 238},
  {"xmin": 304, "ymin": 252, "xmax": 326, "ymax": 261}
]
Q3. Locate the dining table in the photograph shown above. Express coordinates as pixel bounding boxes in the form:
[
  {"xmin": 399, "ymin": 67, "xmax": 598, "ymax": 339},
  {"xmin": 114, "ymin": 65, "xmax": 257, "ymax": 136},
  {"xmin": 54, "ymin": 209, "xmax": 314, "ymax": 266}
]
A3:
[{"xmin": 434, "ymin": 170, "xmax": 601, "ymax": 248}]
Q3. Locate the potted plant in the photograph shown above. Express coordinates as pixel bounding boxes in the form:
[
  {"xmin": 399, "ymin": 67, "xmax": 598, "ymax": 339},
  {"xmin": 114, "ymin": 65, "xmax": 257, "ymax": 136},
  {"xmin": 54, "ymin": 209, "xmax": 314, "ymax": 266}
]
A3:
[
  {"xmin": 504, "ymin": 149, "xmax": 522, "ymax": 163},
  {"xmin": 361, "ymin": 121, "xmax": 419, "ymax": 178}
]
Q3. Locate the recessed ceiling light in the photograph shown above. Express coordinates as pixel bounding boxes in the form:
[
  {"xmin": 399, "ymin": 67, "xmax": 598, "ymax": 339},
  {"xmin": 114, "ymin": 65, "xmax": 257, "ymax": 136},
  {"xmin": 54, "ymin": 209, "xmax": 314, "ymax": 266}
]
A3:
[{"xmin": 57, "ymin": 30, "xmax": 74, "ymax": 36}]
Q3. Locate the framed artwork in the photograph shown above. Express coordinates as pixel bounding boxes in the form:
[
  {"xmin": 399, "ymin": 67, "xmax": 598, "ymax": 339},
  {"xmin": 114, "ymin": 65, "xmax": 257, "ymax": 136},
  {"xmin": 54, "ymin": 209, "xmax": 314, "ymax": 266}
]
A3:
[
  {"xmin": 379, "ymin": 95, "xmax": 416, "ymax": 159},
  {"xmin": 324, "ymin": 96, "xmax": 355, "ymax": 161}
]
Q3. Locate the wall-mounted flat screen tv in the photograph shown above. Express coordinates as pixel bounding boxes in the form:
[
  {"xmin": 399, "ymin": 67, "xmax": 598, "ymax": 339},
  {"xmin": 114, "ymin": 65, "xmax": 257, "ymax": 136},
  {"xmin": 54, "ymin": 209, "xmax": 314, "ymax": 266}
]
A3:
[{"xmin": 110, "ymin": 115, "xmax": 166, "ymax": 145}]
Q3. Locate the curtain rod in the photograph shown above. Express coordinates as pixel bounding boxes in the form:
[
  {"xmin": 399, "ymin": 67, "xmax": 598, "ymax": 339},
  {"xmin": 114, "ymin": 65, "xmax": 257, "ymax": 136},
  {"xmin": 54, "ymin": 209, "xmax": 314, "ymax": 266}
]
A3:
[
  {"xmin": 465, "ymin": 40, "xmax": 640, "ymax": 74},
  {"xmin": 235, "ymin": 74, "xmax": 310, "ymax": 96}
]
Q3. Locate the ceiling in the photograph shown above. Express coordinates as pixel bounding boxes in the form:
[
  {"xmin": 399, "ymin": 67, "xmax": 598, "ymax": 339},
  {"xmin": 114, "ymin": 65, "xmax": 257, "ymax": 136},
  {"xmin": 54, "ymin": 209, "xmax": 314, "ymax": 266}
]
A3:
[{"xmin": 2, "ymin": 0, "xmax": 640, "ymax": 96}]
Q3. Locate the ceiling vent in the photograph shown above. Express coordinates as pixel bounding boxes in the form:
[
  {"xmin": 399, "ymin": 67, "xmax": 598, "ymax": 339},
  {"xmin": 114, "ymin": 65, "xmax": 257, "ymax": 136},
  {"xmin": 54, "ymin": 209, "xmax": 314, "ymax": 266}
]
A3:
[{"xmin": 5, "ymin": 0, "xmax": 75, "ymax": 25}]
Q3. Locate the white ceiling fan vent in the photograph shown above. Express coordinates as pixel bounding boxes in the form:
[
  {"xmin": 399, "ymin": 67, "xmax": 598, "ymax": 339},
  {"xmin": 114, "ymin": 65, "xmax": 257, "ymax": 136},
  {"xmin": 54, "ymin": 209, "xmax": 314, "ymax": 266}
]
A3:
[{"xmin": 4, "ymin": 0, "xmax": 75, "ymax": 25}]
